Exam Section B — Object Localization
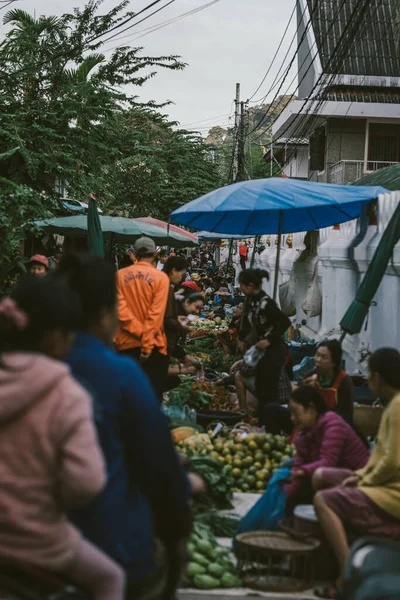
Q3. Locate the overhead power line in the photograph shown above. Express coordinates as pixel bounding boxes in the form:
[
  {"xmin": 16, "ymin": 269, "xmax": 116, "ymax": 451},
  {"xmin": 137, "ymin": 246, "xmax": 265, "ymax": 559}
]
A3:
[
  {"xmin": 245, "ymin": 0, "xmax": 321, "ymax": 138},
  {"xmin": 87, "ymin": 0, "xmax": 171, "ymax": 44},
  {"xmin": 247, "ymin": 2, "xmax": 297, "ymax": 102},
  {"xmin": 0, "ymin": 0, "xmax": 183, "ymax": 81},
  {"xmin": 102, "ymin": 0, "xmax": 224, "ymax": 52},
  {"xmin": 248, "ymin": 0, "xmax": 363, "ymax": 143},
  {"xmin": 272, "ymin": 0, "xmax": 374, "ymax": 146},
  {"xmin": 248, "ymin": 0, "xmax": 309, "ymax": 106},
  {"xmin": 179, "ymin": 113, "xmax": 231, "ymax": 128},
  {"xmin": 98, "ymin": 0, "xmax": 178, "ymax": 46},
  {"xmin": 268, "ymin": 0, "xmax": 377, "ymax": 171}
]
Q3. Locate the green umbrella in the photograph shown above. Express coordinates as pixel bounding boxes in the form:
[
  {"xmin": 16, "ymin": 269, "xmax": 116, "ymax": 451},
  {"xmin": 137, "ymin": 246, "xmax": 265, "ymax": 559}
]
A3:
[
  {"xmin": 340, "ymin": 202, "xmax": 400, "ymax": 336},
  {"xmin": 87, "ymin": 195, "xmax": 104, "ymax": 258},
  {"xmin": 29, "ymin": 215, "xmax": 198, "ymax": 247}
]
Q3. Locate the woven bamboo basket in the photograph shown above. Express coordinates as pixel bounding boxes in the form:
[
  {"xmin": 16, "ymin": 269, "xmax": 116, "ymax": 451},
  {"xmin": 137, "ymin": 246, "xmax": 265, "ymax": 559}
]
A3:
[
  {"xmin": 353, "ymin": 404, "xmax": 383, "ymax": 438},
  {"xmin": 235, "ymin": 531, "xmax": 320, "ymax": 592}
]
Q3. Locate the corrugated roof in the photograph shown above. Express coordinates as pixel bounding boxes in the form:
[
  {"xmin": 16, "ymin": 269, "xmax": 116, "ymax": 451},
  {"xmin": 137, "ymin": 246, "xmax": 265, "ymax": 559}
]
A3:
[
  {"xmin": 353, "ymin": 165, "xmax": 400, "ymax": 190},
  {"xmin": 308, "ymin": 0, "xmax": 400, "ymax": 77}
]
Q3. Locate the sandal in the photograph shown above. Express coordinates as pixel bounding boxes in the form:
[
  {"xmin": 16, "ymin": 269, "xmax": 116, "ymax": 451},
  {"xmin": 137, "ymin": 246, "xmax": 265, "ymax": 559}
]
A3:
[{"xmin": 314, "ymin": 585, "xmax": 341, "ymax": 599}]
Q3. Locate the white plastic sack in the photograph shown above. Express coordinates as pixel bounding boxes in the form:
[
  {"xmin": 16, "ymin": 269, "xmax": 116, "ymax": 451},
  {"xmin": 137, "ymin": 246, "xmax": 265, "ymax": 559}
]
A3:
[
  {"xmin": 279, "ymin": 274, "xmax": 296, "ymax": 317},
  {"xmin": 243, "ymin": 345, "xmax": 265, "ymax": 367},
  {"xmin": 301, "ymin": 261, "xmax": 322, "ymax": 317}
]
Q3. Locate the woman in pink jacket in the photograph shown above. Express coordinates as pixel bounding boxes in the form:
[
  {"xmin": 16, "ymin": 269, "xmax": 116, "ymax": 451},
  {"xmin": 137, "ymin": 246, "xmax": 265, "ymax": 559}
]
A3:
[
  {"xmin": 0, "ymin": 275, "xmax": 125, "ymax": 600},
  {"xmin": 285, "ymin": 386, "xmax": 369, "ymax": 513}
]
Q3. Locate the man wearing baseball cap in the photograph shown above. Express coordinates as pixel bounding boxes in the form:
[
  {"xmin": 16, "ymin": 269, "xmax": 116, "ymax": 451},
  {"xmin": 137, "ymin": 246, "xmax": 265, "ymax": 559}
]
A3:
[{"xmin": 114, "ymin": 236, "xmax": 170, "ymax": 400}]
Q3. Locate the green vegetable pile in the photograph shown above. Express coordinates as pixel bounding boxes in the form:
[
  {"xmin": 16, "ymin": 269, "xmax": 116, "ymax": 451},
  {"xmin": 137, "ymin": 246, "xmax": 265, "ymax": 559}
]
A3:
[
  {"xmin": 168, "ymin": 376, "xmax": 213, "ymax": 411},
  {"xmin": 167, "ymin": 377, "xmax": 233, "ymax": 411},
  {"xmin": 187, "ymin": 337, "xmax": 240, "ymax": 373},
  {"xmin": 189, "ymin": 455, "xmax": 233, "ymax": 512},
  {"xmin": 184, "ymin": 523, "xmax": 242, "ymax": 590},
  {"xmin": 195, "ymin": 513, "xmax": 240, "ymax": 538}
]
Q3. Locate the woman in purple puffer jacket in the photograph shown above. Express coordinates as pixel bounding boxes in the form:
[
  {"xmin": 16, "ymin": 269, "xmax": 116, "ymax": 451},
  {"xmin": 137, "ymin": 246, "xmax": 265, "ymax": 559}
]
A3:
[{"xmin": 284, "ymin": 386, "xmax": 369, "ymax": 513}]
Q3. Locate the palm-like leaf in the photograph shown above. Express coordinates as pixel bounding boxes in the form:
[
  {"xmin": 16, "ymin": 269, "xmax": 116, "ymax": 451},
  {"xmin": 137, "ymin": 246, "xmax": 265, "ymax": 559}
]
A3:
[
  {"xmin": 0, "ymin": 146, "xmax": 19, "ymax": 160},
  {"xmin": 3, "ymin": 8, "xmax": 35, "ymax": 26},
  {"xmin": 64, "ymin": 53, "xmax": 105, "ymax": 83},
  {"xmin": 3, "ymin": 8, "xmax": 60, "ymax": 35}
]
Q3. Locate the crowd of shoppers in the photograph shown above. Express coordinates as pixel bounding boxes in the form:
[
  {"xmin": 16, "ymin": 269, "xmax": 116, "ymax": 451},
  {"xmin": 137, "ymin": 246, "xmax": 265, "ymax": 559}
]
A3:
[
  {"xmin": 0, "ymin": 243, "xmax": 205, "ymax": 600},
  {"xmin": 4, "ymin": 237, "xmax": 400, "ymax": 600}
]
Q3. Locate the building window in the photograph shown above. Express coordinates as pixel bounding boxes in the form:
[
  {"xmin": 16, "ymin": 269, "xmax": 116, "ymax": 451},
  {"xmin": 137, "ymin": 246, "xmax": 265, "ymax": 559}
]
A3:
[
  {"xmin": 367, "ymin": 123, "xmax": 400, "ymax": 170},
  {"xmin": 309, "ymin": 126, "xmax": 326, "ymax": 172}
]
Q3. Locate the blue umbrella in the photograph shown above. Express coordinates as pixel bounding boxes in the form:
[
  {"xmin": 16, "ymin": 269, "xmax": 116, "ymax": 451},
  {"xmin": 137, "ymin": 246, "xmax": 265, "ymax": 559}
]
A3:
[
  {"xmin": 197, "ymin": 231, "xmax": 249, "ymax": 241},
  {"xmin": 171, "ymin": 178, "xmax": 387, "ymax": 299},
  {"xmin": 171, "ymin": 178, "xmax": 387, "ymax": 234}
]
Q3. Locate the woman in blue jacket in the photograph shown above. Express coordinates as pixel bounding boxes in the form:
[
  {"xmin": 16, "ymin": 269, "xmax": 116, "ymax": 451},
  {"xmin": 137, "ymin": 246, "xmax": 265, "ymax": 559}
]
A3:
[{"xmin": 57, "ymin": 254, "xmax": 198, "ymax": 599}]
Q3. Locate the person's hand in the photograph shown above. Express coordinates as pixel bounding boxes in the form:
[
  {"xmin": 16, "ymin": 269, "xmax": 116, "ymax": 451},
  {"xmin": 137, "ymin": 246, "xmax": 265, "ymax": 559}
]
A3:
[
  {"xmin": 188, "ymin": 472, "xmax": 206, "ymax": 495},
  {"xmin": 341, "ymin": 475, "xmax": 360, "ymax": 488},
  {"xmin": 230, "ymin": 360, "xmax": 243, "ymax": 373},
  {"xmin": 184, "ymin": 355, "xmax": 199, "ymax": 367},
  {"xmin": 289, "ymin": 470, "xmax": 305, "ymax": 481},
  {"xmin": 304, "ymin": 374, "xmax": 318, "ymax": 387},
  {"xmin": 237, "ymin": 340, "xmax": 246, "ymax": 353},
  {"xmin": 140, "ymin": 351, "xmax": 150, "ymax": 363},
  {"xmin": 256, "ymin": 339, "xmax": 271, "ymax": 350}
]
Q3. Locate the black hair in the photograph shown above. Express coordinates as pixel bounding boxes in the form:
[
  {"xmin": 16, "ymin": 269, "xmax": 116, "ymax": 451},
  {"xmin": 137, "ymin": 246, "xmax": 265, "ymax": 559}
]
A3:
[
  {"xmin": 57, "ymin": 254, "xmax": 117, "ymax": 328},
  {"xmin": 135, "ymin": 248, "xmax": 154, "ymax": 260},
  {"xmin": 163, "ymin": 256, "xmax": 187, "ymax": 275},
  {"xmin": 239, "ymin": 268, "xmax": 269, "ymax": 287},
  {"xmin": 119, "ymin": 254, "xmax": 133, "ymax": 269},
  {"xmin": 290, "ymin": 385, "xmax": 328, "ymax": 416},
  {"xmin": 368, "ymin": 348, "xmax": 400, "ymax": 389},
  {"xmin": 318, "ymin": 339, "xmax": 343, "ymax": 372},
  {"xmin": 0, "ymin": 275, "xmax": 81, "ymax": 354},
  {"xmin": 159, "ymin": 249, "xmax": 168, "ymax": 258},
  {"xmin": 183, "ymin": 292, "xmax": 204, "ymax": 304}
]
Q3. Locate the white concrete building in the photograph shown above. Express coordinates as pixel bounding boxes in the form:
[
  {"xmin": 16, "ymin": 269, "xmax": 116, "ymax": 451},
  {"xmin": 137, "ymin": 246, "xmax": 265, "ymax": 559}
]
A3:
[
  {"xmin": 272, "ymin": 0, "xmax": 400, "ymax": 183},
  {"xmin": 264, "ymin": 190, "xmax": 400, "ymax": 374}
]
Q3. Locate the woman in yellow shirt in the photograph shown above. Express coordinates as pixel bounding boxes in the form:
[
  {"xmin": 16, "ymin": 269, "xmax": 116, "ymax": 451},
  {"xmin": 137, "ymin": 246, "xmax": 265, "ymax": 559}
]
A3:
[{"xmin": 313, "ymin": 348, "xmax": 400, "ymax": 598}]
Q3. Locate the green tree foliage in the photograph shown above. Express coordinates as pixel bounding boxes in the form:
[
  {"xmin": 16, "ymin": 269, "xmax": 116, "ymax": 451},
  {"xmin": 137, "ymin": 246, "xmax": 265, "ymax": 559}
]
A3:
[
  {"xmin": 0, "ymin": 0, "xmax": 222, "ymax": 273},
  {"xmin": 70, "ymin": 109, "xmax": 221, "ymax": 219},
  {"xmin": 0, "ymin": 181, "xmax": 56, "ymax": 292},
  {"xmin": 0, "ymin": 1, "xmax": 185, "ymax": 191}
]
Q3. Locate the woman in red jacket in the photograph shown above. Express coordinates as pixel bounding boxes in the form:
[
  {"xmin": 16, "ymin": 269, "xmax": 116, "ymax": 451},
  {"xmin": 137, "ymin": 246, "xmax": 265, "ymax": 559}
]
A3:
[
  {"xmin": 303, "ymin": 340, "xmax": 355, "ymax": 423},
  {"xmin": 284, "ymin": 386, "xmax": 369, "ymax": 513}
]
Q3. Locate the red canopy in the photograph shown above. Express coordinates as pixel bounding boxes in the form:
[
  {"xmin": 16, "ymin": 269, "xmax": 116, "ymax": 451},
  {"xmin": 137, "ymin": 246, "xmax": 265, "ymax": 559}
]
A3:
[{"xmin": 136, "ymin": 216, "xmax": 198, "ymax": 242}]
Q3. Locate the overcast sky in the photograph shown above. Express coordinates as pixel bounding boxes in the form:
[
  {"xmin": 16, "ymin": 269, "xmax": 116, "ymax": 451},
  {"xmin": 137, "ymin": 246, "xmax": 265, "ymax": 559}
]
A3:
[{"xmin": 2, "ymin": 0, "xmax": 297, "ymax": 132}]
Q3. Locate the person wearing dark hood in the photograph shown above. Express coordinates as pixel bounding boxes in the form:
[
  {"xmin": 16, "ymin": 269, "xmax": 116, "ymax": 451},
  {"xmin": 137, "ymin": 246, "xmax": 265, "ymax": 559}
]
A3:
[{"xmin": 239, "ymin": 268, "xmax": 291, "ymax": 429}]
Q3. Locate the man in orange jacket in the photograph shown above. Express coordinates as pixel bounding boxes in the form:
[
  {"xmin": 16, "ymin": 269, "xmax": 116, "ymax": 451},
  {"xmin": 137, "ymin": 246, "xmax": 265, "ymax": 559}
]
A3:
[
  {"xmin": 114, "ymin": 236, "xmax": 170, "ymax": 400},
  {"xmin": 239, "ymin": 241, "xmax": 248, "ymax": 271}
]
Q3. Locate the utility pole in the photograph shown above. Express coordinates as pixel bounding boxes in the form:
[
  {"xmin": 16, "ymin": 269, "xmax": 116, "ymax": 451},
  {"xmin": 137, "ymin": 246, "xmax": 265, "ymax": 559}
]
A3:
[
  {"xmin": 227, "ymin": 83, "xmax": 240, "ymax": 272},
  {"xmin": 237, "ymin": 101, "xmax": 246, "ymax": 182},
  {"xmin": 232, "ymin": 83, "xmax": 240, "ymax": 183}
]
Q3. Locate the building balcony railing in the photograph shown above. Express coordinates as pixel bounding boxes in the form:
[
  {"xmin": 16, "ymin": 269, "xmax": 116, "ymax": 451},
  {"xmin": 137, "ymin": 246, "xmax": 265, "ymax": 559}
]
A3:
[{"xmin": 329, "ymin": 160, "xmax": 399, "ymax": 185}]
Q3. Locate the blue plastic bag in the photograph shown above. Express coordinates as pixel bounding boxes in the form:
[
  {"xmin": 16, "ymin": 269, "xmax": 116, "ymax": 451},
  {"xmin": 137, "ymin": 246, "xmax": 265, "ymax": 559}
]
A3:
[
  {"xmin": 293, "ymin": 356, "xmax": 316, "ymax": 383},
  {"xmin": 236, "ymin": 465, "xmax": 292, "ymax": 535}
]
